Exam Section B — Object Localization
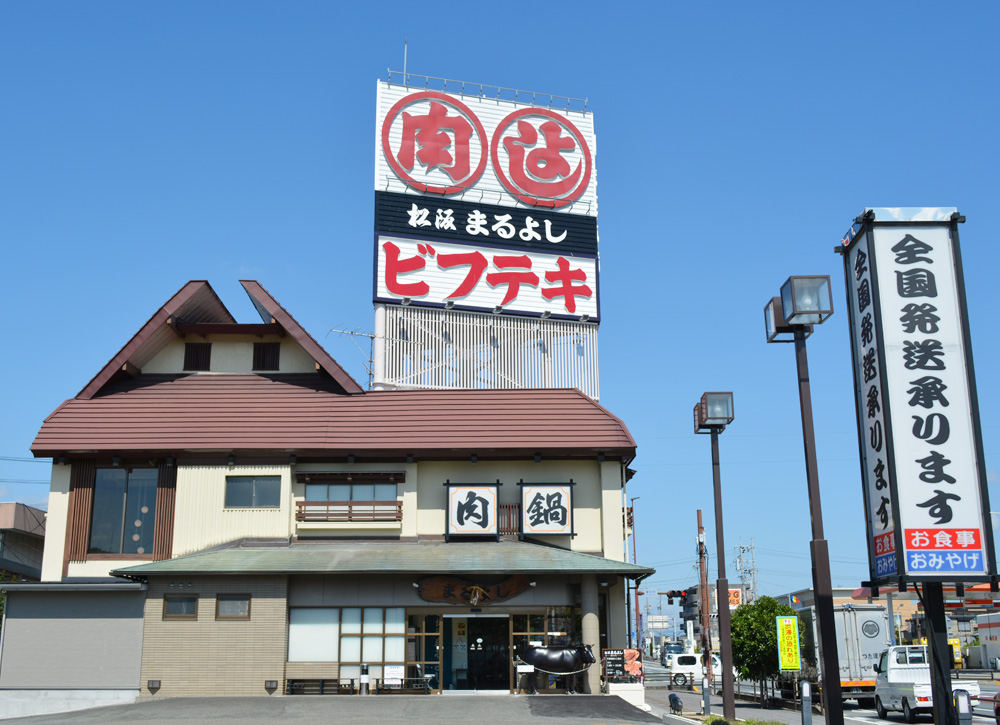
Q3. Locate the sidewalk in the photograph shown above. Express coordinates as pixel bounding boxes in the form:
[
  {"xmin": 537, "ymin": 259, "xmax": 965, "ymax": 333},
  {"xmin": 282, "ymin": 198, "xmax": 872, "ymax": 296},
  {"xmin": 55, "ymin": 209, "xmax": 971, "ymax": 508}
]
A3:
[{"xmin": 646, "ymin": 687, "xmax": 823, "ymax": 725}]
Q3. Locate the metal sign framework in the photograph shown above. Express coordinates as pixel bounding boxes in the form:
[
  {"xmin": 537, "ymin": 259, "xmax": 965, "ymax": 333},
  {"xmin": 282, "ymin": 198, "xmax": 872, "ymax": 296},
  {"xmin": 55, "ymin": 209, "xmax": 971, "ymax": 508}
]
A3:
[{"xmin": 372, "ymin": 305, "xmax": 600, "ymax": 400}]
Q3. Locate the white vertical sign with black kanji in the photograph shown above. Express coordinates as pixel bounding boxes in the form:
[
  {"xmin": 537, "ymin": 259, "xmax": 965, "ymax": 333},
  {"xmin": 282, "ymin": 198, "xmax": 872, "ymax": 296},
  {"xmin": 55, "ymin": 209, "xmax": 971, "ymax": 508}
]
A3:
[
  {"xmin": 870, "ymin": 223, "xmax": 989, "ymax": 577},
  {"xmin": 445, "ymin": 483, "xmax": 499, "ymax": 538},
  {"xmin": 519, "ymin": 482, "xmax": 574, "ymax": 536},
  {"xmin": 843, "ymin": 228, "xmax": 898, "ymax": 581}
]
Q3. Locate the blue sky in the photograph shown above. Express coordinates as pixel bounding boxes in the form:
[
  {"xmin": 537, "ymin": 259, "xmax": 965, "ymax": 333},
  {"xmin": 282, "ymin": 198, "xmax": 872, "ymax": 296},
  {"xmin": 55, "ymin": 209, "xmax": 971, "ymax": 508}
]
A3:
[{"xmin": 2, "ymin": 2, "xmax": 998, "ymax": 610}]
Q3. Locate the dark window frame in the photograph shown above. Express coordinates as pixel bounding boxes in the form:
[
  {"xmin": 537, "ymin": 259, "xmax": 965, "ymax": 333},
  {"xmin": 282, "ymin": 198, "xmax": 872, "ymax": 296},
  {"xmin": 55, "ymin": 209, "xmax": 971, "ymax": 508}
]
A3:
[
  {"xmin": 163, "ymin": 594, "xmax": 198, "ymax": 621},
  {"xmin": 252, "ymin": 342, "xmax": 280, "ymax": 371},
  {"xmin": 183, "ymin": 342, "xmax": 212, "ymax": 371},
  {"xmin": 87, "ymin": 466, "xmax": 158, "ymax": 556},
  {"xmin": 216, "ymin": 593, "xmax": 252, "ymax": 620},
  {"xmin": 224, "ymin": 475, "xmax": 281, "ymax": 509}
]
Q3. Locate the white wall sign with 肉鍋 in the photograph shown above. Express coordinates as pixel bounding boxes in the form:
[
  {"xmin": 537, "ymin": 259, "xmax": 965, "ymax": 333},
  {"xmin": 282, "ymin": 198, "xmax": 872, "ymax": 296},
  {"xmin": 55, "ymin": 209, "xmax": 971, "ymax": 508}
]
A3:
[
  {"xmin": 520, "ymin": 484, "xmax": 574, "ymax": 535},
  {"xmin": 842, "ymin": 211, "xmax": 992, "ymax": 582},
  {"xmin": 376, "ymin": 83, "xmax": 597, "ymax": 217},
  {"xmin": 446, "ymin": 485, "xmax": 499, "ymax": 537},
  {"xmin": 375, "ymin": 234, "xmax": 599, "ymax": 320}
]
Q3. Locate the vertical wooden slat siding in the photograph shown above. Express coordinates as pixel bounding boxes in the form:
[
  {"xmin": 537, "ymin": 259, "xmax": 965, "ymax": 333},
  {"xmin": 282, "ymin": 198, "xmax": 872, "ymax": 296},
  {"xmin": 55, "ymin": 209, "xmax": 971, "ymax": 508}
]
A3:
[
  {"xmin": 64, "ymin": 459, "xmax": 96, "ymax": 570},
  {"xmin": 153, "ymin": 463, "xmax": 176, "ymax": 560}
]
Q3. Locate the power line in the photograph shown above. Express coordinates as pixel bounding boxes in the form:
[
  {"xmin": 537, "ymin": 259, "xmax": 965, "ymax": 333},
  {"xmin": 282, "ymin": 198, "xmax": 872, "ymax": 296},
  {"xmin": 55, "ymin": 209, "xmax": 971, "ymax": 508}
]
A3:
[
  {"xmin": 0, "ymin": 479, "xmax": 50, "ymax": 485},
  {"xmin": 0, "ymin": 456, "xmax": 49, "ymax": 463}
]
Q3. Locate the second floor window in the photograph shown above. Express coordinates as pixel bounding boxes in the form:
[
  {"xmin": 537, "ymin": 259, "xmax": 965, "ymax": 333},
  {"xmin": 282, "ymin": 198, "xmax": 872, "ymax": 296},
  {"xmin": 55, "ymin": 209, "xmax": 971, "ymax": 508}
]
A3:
[
  {"xmin": 305, "ymin": 483, "xmax": 397, "ymax": 502},
  {"xmin": 225, "ymin": 475, "xmax": 281, "ymax": 508},
  {"xmin": 89, "ymin": 467, "xmax": 158, "ymax": 555}
]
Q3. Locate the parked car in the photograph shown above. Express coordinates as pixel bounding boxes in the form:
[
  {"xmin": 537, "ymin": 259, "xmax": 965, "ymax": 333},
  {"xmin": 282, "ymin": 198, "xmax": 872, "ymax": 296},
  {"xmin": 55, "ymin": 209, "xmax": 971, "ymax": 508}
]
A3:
[
  {"xmin": 666, "ymin": 653, "xmax": 721, "ymax": 686},
  {"xmin": 874, "ymin": 645, "xmax": 979, "ymax": 722}
]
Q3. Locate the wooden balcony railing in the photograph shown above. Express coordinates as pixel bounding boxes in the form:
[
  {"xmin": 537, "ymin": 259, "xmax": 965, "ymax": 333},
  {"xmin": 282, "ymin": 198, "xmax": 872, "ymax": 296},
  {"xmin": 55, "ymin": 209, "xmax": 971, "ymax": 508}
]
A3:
[
  {"xmin": 296, "ymin": 500, "xmax": 402, "ymax": 523},
  {"xmin": 499, "ymin": 503, "xmax": 520, "ymax": 535}
]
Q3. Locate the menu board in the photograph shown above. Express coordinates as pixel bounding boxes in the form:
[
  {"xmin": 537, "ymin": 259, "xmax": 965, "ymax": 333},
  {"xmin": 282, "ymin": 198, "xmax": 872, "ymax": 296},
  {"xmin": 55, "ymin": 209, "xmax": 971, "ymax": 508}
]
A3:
[{"xmin": 603, "ymin": 648, "xmax": 643, "ymax": 681}]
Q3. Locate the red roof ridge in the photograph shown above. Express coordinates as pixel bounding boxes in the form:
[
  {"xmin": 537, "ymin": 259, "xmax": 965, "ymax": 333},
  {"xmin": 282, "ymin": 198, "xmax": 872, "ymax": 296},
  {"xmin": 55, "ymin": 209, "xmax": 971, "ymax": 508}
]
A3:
[
  {"xmin": 77, "ymin": 281, "xmax": 234, "ymax": 400},
  {"xmin": 239, "ymin": 281, "xmax": 364, "ymax": 395}
]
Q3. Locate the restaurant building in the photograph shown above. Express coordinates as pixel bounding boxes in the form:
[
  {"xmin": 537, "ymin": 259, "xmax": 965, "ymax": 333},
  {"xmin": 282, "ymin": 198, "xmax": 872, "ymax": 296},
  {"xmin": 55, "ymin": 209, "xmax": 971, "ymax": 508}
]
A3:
[{"xmin": 2, "ymin": 279, "xmax": 651, "ymax": 706}]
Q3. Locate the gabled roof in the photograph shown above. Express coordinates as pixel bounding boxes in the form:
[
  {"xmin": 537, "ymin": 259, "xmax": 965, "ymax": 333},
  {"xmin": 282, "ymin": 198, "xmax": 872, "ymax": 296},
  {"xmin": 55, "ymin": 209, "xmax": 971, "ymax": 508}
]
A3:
[
  {"xmin": 77, "ymin": 281, "xmax": 233, "ymax": 399},
  {"xmin": 112, "ymin": 540, "xmax": 654, "ymax": 579},
  {"xmin": 239, "ymin": 280, "xmax": 363, "ymax": 394},
  {"xmin": 75, "ymin": 280, "xmax": 362, "ymax": 400},
  {"xmin": 32, "ymin": 377, "xmax": 635, "ymax": 457}
]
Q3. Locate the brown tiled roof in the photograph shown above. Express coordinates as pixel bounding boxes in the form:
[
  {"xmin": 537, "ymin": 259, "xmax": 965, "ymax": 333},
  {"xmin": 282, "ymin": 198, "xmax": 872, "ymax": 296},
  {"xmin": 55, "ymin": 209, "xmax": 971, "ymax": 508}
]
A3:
[{"xmin": 32, "ymin": 374, "xmax": 635, "ymax": 458}]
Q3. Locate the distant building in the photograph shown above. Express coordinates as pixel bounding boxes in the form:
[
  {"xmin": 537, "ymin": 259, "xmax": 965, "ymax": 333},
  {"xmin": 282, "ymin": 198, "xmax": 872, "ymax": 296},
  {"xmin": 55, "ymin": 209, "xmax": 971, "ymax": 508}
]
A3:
[{"xmin": 0, "ymin": 503, "xmax": 45, "ymax": 581}]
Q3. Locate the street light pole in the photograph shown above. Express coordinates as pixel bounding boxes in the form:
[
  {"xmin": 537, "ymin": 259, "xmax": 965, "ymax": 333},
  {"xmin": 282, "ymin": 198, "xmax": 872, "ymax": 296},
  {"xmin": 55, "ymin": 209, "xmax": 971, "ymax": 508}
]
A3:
[
  {"xmin": 764, "ymin": 277, "xmax": 842, "ymax": 725},
  {"xmin": 793, "ymin": 328, "xmax": 844, "ymax": 725},
  {"xmin": 710, "ymin": 427, "xmax": 736, "ymax": 721},
  {"xmin": 695, "ymin": 391, "xmax": 736, "ymax": 721}
]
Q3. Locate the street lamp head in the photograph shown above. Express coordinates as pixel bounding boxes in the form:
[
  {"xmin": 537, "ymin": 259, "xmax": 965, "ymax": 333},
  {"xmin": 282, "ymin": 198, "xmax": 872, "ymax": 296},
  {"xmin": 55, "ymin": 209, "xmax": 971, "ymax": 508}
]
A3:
[
  {"xmin": 780, "ymin": 275, "xmax": 833, "ymax": 326},
  {"xmin": 694, "ymin": 392, "xmax": 734, "ymax": 433},
  {"xmin": 764, "ymin": 296, "xmax": 802, "ymax": 343}
]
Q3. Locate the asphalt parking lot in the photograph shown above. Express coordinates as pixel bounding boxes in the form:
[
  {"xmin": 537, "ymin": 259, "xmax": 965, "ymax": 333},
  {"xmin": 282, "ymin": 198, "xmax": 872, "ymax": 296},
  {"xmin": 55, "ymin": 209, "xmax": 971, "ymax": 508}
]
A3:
[{"xmin": 2, "ymin": 694, "xmax": 666, "ymax": 725}]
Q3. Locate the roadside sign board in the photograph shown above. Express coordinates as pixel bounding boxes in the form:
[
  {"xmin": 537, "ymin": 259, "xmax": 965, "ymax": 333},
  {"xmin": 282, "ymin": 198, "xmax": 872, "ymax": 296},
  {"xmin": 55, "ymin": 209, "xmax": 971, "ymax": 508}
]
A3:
[{"xmin": 777, "ymin": 616, "xmax": 801, "ymax": 671}]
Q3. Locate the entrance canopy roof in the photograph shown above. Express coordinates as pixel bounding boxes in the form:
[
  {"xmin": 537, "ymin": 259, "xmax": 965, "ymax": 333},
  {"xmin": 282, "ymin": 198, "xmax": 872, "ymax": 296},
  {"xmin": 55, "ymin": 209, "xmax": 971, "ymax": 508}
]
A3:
[{"xmin": 112, "ymin": 540, "xmax": 654, "ymax": 580}]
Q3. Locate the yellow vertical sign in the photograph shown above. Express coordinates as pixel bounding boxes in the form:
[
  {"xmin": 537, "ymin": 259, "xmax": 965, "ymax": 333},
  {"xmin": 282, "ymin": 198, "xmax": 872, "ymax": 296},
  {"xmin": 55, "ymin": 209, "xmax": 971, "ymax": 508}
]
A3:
[{"xmin": 777, "ymin": 616, "xmax": 801, "ymax": 671}]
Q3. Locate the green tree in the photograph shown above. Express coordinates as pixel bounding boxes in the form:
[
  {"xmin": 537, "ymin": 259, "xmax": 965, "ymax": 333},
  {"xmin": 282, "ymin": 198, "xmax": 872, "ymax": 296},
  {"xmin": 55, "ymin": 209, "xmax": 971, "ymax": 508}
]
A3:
[{"xmin": 730, "ymin": 596, "xmax": 798, "ymax": 689}]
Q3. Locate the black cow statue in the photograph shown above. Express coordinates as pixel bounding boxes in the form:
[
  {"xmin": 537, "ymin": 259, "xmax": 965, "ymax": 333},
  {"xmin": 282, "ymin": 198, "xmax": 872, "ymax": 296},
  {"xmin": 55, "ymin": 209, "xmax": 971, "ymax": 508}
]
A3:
[{"xmin": 519, "ymin": 644, "xmax": 596, "ymax": 694}]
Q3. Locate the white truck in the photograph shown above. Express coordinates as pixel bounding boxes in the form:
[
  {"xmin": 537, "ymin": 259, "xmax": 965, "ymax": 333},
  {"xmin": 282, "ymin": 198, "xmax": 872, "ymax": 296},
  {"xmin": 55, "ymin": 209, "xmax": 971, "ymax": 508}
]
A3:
[
  {"xmin": 779, "ymin": 603, "xmax": 889, "ymax": 706},
  {"xmin": 873, "ymin": 645, "xmax": 980, "ymax": 722}
]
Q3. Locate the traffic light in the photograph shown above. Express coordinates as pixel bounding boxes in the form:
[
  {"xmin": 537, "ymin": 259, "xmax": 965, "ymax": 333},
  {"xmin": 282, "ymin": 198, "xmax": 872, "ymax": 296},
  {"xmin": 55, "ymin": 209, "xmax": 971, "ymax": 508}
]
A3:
[{"xmin": 666, "ymin": 589, "xmax": 687, "ymax": 605}]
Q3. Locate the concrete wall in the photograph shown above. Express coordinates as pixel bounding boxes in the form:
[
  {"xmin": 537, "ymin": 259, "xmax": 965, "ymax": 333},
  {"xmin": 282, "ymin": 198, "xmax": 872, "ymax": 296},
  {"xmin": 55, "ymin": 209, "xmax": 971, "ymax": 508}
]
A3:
[
  {"xmin": 142, "ymin": 336, "xmax": 316, "ymax": 374},
  {"xmin": 0, "ymin": 591, "xmax": 144, "ymax": 688},
  {"xmin": 140, "ymin": 576, "xmax": 287, "ymax": 697}
]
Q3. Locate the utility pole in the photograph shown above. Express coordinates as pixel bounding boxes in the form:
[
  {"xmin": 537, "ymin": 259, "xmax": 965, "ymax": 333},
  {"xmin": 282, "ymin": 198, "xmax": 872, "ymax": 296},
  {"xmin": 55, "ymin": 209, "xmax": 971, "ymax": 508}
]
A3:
[
  {"xmin": 630, "ymin": 497, "xmax": 641, "ymax": 650},
  {"xmin": 698, "ymin": 510, "xmax": 712, "ymax": 687}
]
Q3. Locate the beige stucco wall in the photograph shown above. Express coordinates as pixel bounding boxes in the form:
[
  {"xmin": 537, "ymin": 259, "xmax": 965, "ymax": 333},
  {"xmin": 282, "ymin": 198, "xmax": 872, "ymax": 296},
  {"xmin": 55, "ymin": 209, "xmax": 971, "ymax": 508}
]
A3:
[
  {"xmin": 140, "ymin": 576, "xmax": 287, "ymax": 696},
  {"xmin": 414, "ymin": 460, "xmax": 605, "ymax": 553},
  {"xmin": 142, "ymin": 336, "xmax": 315, "ymax": 374},
  {"xmin": 40, "ymin": 463, "xmax": 71, "ymax": 581},
  {"xmin": 172, "ymin": 465, "xmax": 292, "ymax": 556}
]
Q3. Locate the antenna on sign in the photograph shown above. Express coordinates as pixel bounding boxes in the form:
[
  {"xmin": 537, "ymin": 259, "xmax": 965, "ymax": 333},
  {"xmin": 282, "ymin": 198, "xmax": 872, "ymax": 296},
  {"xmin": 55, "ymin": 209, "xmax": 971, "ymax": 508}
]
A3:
[{"xmin": 403, "ymin": 38, "xmax": 408, "ymax": 86}]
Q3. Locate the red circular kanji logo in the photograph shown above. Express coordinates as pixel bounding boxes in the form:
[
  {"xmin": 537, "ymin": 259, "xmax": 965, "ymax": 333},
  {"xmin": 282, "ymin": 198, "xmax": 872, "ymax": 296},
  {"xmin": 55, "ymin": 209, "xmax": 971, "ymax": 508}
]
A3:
[
  {"xmin": 381, "ymin": 91, "xmax": 488, "ymax": 195},
  {"xmin": 491, "ymin": 108, "xmax": 592, "ymax": 209}
]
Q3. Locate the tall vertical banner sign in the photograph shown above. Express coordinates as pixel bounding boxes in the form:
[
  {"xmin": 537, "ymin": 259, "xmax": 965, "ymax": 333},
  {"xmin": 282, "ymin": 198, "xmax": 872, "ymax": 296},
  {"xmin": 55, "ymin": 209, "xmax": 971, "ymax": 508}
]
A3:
[
  {"xmin": 777, "ymin": 616, "xmax": 801, "ymax": 671},
  {"xmin": 840, "ymin": 208, "xmax": 995, "ymax": 585}
]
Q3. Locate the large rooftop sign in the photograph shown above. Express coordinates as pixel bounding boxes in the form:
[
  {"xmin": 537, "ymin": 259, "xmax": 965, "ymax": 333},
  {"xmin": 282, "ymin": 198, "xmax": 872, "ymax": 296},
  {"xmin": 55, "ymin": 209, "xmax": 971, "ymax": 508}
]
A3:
[
  {"xmin": 375, "ymin": 83, "xmax": 597, "ymax": 216},
  {"xmin": 839, "ymin": 208, "xmax": 995, "ymax": 586}
]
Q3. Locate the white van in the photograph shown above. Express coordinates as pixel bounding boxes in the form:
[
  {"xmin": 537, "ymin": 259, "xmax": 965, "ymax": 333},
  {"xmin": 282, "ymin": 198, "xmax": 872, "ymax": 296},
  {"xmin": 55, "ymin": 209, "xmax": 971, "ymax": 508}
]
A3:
[{"xmin": 667, "ymin": 652, "xmax": 721, "ymax": 686}]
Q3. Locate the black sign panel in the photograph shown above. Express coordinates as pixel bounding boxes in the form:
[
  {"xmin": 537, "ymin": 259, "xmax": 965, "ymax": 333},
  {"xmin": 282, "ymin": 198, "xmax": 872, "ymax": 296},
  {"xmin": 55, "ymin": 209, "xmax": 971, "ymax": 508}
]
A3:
[
  {"xmin": 375, "ymin": 191, "xmax": 598, "ymax": 256},
  {"xmin": 603, "ymin": 649, "xmax": 626, "ymax": 679}
]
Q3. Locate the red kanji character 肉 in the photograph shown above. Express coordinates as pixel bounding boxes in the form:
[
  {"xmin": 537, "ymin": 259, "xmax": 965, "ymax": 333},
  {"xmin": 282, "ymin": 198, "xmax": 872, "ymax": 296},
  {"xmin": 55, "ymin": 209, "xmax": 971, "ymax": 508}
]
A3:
[
  {"xmin": 486, "ymin": 255, "xmax": 540, "ymax": 306},
  {"xmin": 398, "ymin": 102, "xmax": 473, "ymax": 181}
]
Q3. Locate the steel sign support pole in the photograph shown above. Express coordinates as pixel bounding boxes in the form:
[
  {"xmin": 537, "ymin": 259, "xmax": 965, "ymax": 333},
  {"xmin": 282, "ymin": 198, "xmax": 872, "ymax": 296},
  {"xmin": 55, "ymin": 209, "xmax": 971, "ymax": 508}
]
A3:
[
  {"xmin": 793, "ymin": 328, "xmax": 844, "ymax": 725},
  {"xmin": 711, "ymin": 428, "xmax": 736, "ymax": 721},
  {"xmin": 924, "ymin": 582, "xmax": 958, "ymax": 725}
]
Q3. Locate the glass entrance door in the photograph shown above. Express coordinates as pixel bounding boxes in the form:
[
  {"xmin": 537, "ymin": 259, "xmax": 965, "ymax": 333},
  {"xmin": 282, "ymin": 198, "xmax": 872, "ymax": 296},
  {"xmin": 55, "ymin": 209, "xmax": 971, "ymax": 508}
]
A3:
[{"xmin": 467, "ymin": 617, "xmax": 510, "ymax": 690}]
